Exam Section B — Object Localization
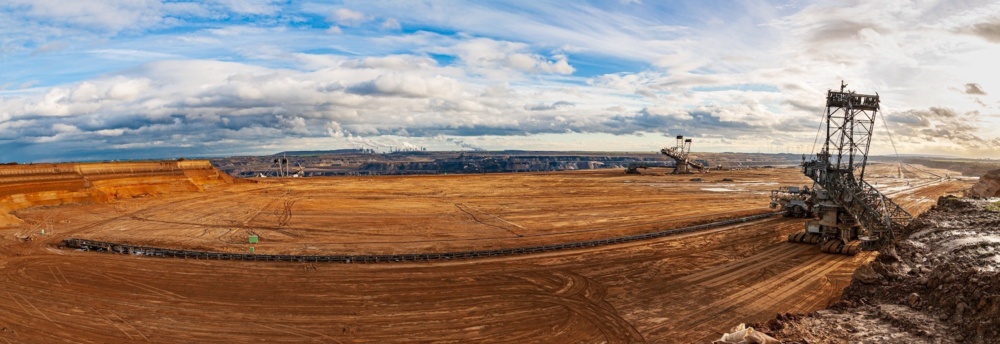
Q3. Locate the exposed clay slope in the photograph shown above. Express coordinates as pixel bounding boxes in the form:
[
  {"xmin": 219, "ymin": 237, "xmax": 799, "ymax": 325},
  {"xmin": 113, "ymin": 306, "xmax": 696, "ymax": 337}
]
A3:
[
  {"xmin": 757, "ymin": 196, "xmax": 1000, "ymax": 343},
  {"xmin": 967, "ymin": 169, "xmax": 1000, "ymax": 198},
  {"xmin": 0, "ymin": 160, "xmax": 233, "ymax": 227}
]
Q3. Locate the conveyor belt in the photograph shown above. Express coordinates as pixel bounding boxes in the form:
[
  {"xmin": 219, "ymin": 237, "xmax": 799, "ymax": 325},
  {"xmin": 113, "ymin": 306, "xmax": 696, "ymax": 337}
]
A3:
[{"xmin": 61, "ymin": 211, "xmax": 783, "ymax": 263}]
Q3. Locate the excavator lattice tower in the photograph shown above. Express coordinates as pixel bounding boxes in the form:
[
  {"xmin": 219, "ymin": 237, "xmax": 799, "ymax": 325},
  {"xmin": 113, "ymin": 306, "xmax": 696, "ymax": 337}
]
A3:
[{"xmin": 788, "ymin": 81, "xmax": 913, "ymax": 254}]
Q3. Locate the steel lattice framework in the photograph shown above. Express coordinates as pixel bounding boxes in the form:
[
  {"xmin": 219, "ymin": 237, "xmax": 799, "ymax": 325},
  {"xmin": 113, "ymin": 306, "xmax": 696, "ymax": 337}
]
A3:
[
  {"xmin": 803, "ymin": 82, "xmax": 913, "ymax": 246},
  {"xmin": 822, "ymin": 83, "xmax": 879, "ymax": 181}
]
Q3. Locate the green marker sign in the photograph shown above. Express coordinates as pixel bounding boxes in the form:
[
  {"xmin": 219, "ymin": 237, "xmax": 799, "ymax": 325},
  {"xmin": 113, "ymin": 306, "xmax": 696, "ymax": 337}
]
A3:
[{"xmin": 249, "ymin": 235, "xmax": 258, "ymax": 244}]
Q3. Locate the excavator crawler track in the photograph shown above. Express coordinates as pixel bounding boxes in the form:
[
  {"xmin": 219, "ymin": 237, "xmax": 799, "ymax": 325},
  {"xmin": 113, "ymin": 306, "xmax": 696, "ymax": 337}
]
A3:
[
  {"xmin": 787, "ymin": 232, "xmax": 821, "ymax": 244},
  {"xmin": 818, "ymin": 240, "xmax": 861, "ymax": 255}
]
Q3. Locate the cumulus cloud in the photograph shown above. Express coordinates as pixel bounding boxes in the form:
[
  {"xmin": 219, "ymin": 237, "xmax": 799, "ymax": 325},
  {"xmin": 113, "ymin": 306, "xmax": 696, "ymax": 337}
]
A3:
[
  {"xmin": 965, "ymin": 83, "xmax": 987, "ymax": 95},
  {"xmin": 434, "ymin": 38, "xmax": 575, "ymax": 76},
  {"xmin": 887, "ymin": 107, "xmax": 999, "ymax": 150},
  {"xmin": 347, "ymin": 73, "xmax": 461, "ymax": 98}
]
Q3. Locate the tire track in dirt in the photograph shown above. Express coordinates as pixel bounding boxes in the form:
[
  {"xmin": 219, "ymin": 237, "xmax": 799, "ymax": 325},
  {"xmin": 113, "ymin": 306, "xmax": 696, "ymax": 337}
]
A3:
[
  {"xmin": 92, "ymin": 308, "xmax": 152, "ymax": 342},
  {"xmin": 0, "ymin": 252, "xmax": 644, "ymax": 343},
  {"xmin": 698, "ymin": 247, "xmax": 814, "ymax": 289},
  {"xmin": 668, "ymin": 252, "xmax": 853, "ymax": 340},
  {"xmin": 454, "ymin": 203, "xmax": 522, "ymax": 237},
  {"xmin": 513, "ymin": 270, "xmax": 643, "ymax": 342},
  {"xmin": 677, "ymin": 245, "xmax": 810, "ymax": 286}
]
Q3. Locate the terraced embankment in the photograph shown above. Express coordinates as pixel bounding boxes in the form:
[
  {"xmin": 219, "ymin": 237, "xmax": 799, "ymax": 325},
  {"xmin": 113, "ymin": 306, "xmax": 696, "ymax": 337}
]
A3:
[{"xmin": 0, "ymin": 160, "xmax": 233, "ymax": 227}]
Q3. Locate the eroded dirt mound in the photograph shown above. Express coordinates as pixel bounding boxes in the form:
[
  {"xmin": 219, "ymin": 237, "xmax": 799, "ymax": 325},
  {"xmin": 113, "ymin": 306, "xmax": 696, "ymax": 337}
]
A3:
[
  {"xmin": 968, "ymin": 169, "xmax": 1000, "ymax": 198},
  {"xmin": 756, "ymin": 196, "xmax": 1000, "ymax": 343},
  {"xmin": 0, "ymin": 160, "xmax": 233, "ymax": 227}
]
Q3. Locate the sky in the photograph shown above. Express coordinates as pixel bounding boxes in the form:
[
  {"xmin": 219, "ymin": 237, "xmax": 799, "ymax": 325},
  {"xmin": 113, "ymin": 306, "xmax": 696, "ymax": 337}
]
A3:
[{"xmin": 1, "ymin": 0, "xmax": 999, "ymax": 162}]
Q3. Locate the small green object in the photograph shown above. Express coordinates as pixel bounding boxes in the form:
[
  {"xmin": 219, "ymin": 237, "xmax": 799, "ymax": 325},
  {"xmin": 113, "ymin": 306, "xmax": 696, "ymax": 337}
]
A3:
[
  {"xmin": 249, "ymin": 235, "xmax": 258, "ymax": 244},
  {"xmin": 249, "ymin": 246, "xmax": 255, "ymax": 253}
]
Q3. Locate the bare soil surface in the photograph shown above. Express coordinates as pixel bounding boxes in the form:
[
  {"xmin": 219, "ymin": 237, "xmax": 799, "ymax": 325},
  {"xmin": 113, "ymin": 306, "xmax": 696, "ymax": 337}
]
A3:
[
  {"xmin": 0, "ymin": 163, "xmax": 971, "ymax": 343},
  {"xmin": 757, "ymin": 196, "xmax": 1000, "ymax": 344},
  {"xmin": 13, "ymin": 168, "xmax": 816, "ymax": 255}
]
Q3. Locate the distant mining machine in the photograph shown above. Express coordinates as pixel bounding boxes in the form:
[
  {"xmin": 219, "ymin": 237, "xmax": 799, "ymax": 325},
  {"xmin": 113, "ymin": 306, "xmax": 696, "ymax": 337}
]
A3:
[
  {"xmin": 661, "ymin": 135, "xmax": 706, "ymax": 174},
  {"xmin": 623, "ymin": 135, "xmax": 706, "ymax": 174},
  {"xmin": 785, "ymin": 82, "xmax": 913, "ymax": 255},
  {"xmin": 769, "ymin": 185, "xmax": 812, "ymax": 218}
]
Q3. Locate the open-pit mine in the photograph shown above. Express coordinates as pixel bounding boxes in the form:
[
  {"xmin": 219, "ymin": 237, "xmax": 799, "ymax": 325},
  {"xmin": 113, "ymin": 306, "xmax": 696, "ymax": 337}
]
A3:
[{"xmin": 0, "ymin": 160, "xmax": 972, "ymax": 342}]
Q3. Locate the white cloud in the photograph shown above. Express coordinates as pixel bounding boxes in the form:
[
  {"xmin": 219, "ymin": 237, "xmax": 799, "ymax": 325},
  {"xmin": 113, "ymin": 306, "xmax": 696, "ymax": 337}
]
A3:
[
  {"xmin": 343, "ymin": 55, "xmax": 439, "ymax": 71},
  {"xmin": 5, "ymin": 0, "xmax": 164, "ymax": 32},
  {"xmin": 95, "ymin": 128, "xmax": 126, "ymax": 137},
  {"xmin": 330, "ymin": 8, "xmax": 369, "ymax": 27},
  {"xmin": 2, "ymin": 1, "xmax": 1000, "ymax": 161},
  {"xmin": 349, "ymin": 73, "xmax": 462, "ymax": 98},
  {"xmin": 52, "ymin": 123, "xmax": 81, "ymax": 133},
  {"xmin": 437, "ymin": 38, "xmax": 575, "ymax": 76}
]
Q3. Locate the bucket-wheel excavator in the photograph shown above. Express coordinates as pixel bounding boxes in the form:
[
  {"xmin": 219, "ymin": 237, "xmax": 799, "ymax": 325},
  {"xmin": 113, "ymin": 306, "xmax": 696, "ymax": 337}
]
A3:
[
  {"xmin": 784, "ymin": 82, "xmax": 913, "ymax": 255},
  {"xmin": 661, "ymin": 135, "xmax": 705, "ymax": 174},
  {"xmin": 625, "ymin": 135, "xmax": 706, "ymax": 174}
]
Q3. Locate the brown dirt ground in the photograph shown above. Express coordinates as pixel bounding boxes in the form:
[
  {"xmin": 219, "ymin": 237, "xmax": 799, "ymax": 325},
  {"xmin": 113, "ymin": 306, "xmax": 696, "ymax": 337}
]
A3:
[
  {"xmin": 759, "ymin": 196, "xmax": 1000, "ymax": 344},
  {"xmin": 0, "ymin": 164, "xmax": 972, "ymax": 343}
]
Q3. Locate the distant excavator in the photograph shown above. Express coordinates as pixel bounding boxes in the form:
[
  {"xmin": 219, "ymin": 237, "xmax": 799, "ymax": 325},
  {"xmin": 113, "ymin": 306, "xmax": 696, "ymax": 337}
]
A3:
[
  {"xmin": 626, "ymin": 135, "xmax": 707, "ymax": 174},
  {"xmin": 779, "ymin": 82, "xmax": 913, "ymax": 255}
]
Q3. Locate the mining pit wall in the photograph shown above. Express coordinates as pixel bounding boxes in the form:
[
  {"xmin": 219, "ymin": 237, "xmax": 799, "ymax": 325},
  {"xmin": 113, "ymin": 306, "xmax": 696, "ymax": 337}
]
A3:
[
  {"xmin": 968, "ymin": 169, "xmax": 1000, "ymax": 198},
  {"xmin": 0, "ymin": 160, "xmax": 235, "ymax": 227}
]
